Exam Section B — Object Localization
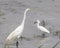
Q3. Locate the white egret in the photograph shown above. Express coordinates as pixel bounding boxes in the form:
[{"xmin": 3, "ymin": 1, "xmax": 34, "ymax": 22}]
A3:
[
  {"xmin": 34, "ymin": 20, "xmax": 50, "ymax": 33},
  {"xmin": 5, "ymin": 8, "xmax": 30, "ymax": 48}
]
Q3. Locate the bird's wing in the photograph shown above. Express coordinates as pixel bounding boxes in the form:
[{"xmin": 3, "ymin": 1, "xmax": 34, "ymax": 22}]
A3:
[
  {"xmin": 14, "ymin": 25, "xmax": 24, "ymax": 38},
  {"xmin": 6, "ymin": 31, "xmax": 16, "ymax": 41},
  {"xmin": 38, "ymin": 26, "xmax": 50, "ymax": 33},
  {"xmin": 6, "ymin": 25, "xmax": 24, "ymax": 41}
]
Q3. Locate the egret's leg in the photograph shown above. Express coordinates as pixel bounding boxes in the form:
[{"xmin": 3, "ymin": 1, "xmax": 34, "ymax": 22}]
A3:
[
  {"xmin": 20, "ymin": 36, "xmax": 23, "ymax": 41},
  {"xmin": 16, "ymin": 40, "xmax": 19, "ymax": 48},
  {"xmin": 42, "ymin": 33, "xmax": 45, "ymax": 38}
]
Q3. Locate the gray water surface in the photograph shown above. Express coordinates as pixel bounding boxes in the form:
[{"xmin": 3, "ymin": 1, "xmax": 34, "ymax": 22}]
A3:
[{"xmin": 0, "ymin": 0, "xmax": 60, "ymax": 48}]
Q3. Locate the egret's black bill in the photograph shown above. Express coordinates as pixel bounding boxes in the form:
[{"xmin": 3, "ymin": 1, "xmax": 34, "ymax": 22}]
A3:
[{"xmin": 34, "ymin": 21, "xmax": 37, "ymax": 24}]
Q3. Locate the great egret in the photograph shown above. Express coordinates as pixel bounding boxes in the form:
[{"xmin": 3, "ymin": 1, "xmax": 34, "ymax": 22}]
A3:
[
  {"xmin": 34, "ymin": 20, "xmax": 50, "ymax": 33},
  {"xmin": 5, "ymin": 8, "xmax": 30, "ymax": 48}
]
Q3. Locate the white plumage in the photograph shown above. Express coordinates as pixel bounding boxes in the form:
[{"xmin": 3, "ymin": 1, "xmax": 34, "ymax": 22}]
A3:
[
  {"xmin": 34, "ymin": 20, "xmax": 50, "ymax": 33},
  {"xmin": 6, "ymin": 8, "xmax": 30, "ymax": 44}
]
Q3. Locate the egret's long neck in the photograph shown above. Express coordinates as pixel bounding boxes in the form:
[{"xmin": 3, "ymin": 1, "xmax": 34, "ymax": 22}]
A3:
[
  {"xmin": 37, "ymin": 23, "xmax": 40, "ymax": 28},
  {"xmin": 21, "ymin": 9, "xmax": 28, "ymax": 26}
]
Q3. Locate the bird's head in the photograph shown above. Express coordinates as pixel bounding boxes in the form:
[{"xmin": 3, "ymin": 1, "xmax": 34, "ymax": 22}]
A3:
[
  {"xmin": 34, "ymin": 19, "xmax": 40, "ymax": 24},
  {"xmin": 24, "ymin": 8, "xmax": 31, "ymax": 15},
  {"xmin": 25, "ymin": 8, "xmax": 31, "ymax": 12}
]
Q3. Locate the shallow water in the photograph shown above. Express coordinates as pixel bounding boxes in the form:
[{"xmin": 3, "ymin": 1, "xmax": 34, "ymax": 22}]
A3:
[{"xmin": 0, "ymin": 0, "xmax": 60, "ymax": 48}]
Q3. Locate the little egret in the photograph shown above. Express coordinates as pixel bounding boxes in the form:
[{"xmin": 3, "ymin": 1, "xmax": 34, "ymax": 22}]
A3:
[
  {"xmin": 5, "ymin": 8, "xmax": 30, "ymax": 48},
  {"xmin": 34, "ymin": 20, "xmax": 50, "ymax": 33}
]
